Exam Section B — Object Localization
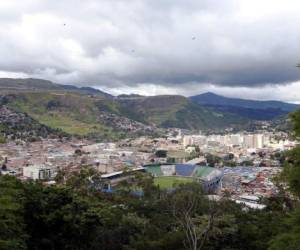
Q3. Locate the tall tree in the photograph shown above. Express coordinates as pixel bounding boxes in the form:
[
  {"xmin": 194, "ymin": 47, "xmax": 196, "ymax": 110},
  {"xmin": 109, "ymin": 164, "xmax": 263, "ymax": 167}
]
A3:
[
  {"xmin": 268, "ymin": 107, "xmax": 300, "ymax": 249},
  {"xmin": 0, "ymin": 176, "xmax": 27, "ymax": 250}
]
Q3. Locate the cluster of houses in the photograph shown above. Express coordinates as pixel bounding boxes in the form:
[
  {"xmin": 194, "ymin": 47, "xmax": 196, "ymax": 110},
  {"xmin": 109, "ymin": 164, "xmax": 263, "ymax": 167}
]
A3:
[{"xmin": 0, "ymin": 129, "xmax": 296, "ymax": 209}]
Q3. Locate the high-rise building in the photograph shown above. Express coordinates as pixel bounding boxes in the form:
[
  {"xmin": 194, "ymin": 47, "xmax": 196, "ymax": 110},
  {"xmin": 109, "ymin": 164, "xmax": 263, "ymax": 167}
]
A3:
[
  {"xmin": 183, "ymin": 135, "xmax": 192, "ymax": 147},
  {"xmin": 230, "ymin": 134, "xmax": 242, "ymax": 145},
  {"xmin": 254, "ymin": 134, "xmax": 264, "ymax": 149},
  {"xmin": 243, "ymin": 135, "xmax": 254, "ymax": 148}
]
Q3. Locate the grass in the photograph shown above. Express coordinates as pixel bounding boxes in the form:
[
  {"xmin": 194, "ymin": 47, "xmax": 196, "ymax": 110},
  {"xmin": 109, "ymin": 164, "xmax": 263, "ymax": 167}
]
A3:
[
  {"xmin": 154, "ymin": 176, "xmax": 194, "ymax": 189},
  {"xmin": 167, "ymin": 150, "xmax": 190, "ymax": 158},
  {"xmin": 35, "ymin": 113, "xmax": 101, "ymax": 135},
  {"xmin": 7, "ymin": 92, "xmax": 118, "ymax": 137},
  {"xmin": 5, "ymin": 90, "xmax": 246, "ymax": 139}
]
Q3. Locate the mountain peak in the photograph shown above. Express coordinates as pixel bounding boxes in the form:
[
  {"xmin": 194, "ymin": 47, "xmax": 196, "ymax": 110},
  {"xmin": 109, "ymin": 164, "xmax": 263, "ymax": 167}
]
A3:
[
  {"xmin": 202, "ymin": 91, "xmax": 218, "ymax": 95},
  {"xmin": 190, "ymin": 91, "xmax": 300, "ymax": 120},
  {"xmin": 200, "ymin": 92, "xmax": 222, "ymax": 97},
  {"xmin": 0, "ymin": 78, "xmax": 113, "ymax": 98}
]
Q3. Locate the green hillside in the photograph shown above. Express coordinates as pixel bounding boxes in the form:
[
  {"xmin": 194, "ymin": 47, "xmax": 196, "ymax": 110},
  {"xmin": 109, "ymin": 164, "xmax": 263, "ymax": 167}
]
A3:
[
  {"xmin": 0, "ymin": 78, "xmax": 112, "ymax": 98},
  {"xmin": 4, "ymin": 92, "xmax": 125, "ymax": 140},
  {"xmin": 99, "ymin": 95, "xmax": 245, "ymax": 129},
  {"xmin": 1, "ymin": 91, "xmax": 246, "ymax": 139},
  {"xmin": 190, "ymin": 92, "xmax": 299, "ymax": 120}
]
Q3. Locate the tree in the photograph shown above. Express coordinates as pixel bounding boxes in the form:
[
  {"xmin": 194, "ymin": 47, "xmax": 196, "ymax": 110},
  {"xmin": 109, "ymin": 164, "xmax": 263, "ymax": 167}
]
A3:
[
  {"xmin": 66, "ymin": 166, "xmax": 104, "ymax": 195},
  {"xmin": 155, "ymin": 150, "xmax": 167, "ymax": 158},
  {"xmin": 290, "ymin": 109, "xmax": 300, "ymax": 139},
  {"xmin": 0, "ymin": 176, "xmax": 27, "ymax": 250},
  {"xmin": 280, "ymin": 147, "xmax": 300, "ymax": 197},
  {"xmin": 168, "ymin": 183, "xmax": 214, "ymax": 250},
  {"xmin": 269, "ymin": 208, "xmax": 300, "ymax": 250},
  {"xmin": 268, "ymin": 107, "xmax": 300, "ymax": 249},
  {"xmin": 205, "ymin": 154, "xmax": 221, "ymax": 167}
]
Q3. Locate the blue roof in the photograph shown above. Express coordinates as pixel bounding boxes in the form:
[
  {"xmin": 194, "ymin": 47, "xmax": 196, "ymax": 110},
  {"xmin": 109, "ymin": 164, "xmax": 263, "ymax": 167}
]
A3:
[{"xmin": 175, "ymin": 164, "xmax": 196, "ymax": 176}]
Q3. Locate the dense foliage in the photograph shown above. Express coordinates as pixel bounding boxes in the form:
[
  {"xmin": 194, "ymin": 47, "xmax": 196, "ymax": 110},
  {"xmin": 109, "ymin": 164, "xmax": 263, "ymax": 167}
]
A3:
[
  {"xmin": 267, "ymin": 109, "xmax": 300, "ymax": 250},
  {"xmin": 0, "ymin": 170, "xmax": 292, "ymax": 250}
]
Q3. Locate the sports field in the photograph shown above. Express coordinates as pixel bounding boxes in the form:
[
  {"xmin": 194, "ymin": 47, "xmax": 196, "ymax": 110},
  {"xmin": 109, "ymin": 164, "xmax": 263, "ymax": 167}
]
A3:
[{"xmin": 154, "ymin": 176, "xmax": 194, "ymax": 189}]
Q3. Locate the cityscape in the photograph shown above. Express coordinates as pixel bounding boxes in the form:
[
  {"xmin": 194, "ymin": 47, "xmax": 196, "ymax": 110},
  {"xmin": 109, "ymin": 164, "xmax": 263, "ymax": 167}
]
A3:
[
  {"xmin": 1, "ymin": 1, "xmax": 300, "ymax": 250},
  {"xmin": 1, "ymin": 128, "xmax": 297, "ymax": 210}
]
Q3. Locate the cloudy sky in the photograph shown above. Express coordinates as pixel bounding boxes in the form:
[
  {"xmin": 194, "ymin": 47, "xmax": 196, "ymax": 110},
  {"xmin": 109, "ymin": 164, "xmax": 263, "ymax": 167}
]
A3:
[{"xmin": 1, "ymin": 0, "xmax": 300, "ymax": 102}]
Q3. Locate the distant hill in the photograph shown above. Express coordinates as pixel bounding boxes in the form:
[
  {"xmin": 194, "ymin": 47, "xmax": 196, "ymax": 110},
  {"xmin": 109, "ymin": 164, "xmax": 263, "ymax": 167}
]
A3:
[
  {"xmin": 60, "ymin": 84, "xmax": 113, "ymax": 98},
  {"xmin": 0, "ymin": 78, "xmax": 61, "ymax": 91},
  {"xmin": 97, "ymin": 95, "xmax": 245, "ymax": 130},
  {"xmin": 117, "ymin": 94, "xmax": 146, "ymax": 100},
  {"xmin": 190, "ymin": 92, "xmax": 300, "ymax": 120},
  {"xmin": 0, "ymin": 92, "xmax": 245, "ymax": 140},
  {"xmin": 0, "ymin": 78, "xmax": 113, "ymax": 98},
  {"xmin": 2, "ymin": 78, "xmax": 293, "ymax": 140},
  {"xmin": 1, "ymin": 92, "xmax": 158, "ymax": 140}
]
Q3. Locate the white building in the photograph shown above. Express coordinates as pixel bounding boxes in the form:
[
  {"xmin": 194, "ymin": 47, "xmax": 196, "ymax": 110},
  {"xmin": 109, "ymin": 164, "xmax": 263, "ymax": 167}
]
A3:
[
  {"xmin": 183, "ymin": 135, "xmax": 207, "ymax": 147},
  {"xmin": 229, "ymin": 134, "xmax": 242, "ymax": 145},
  {"xmin": 254, "ymin": 134, "xmax": 264, "ymax": 149},
  {"xmin": 23, "ymin": 165, "xmax": 56, "ymax": 180},
  {"xmin": 243, "ymin": 135, "xmax": 254, "ymax": 148}
]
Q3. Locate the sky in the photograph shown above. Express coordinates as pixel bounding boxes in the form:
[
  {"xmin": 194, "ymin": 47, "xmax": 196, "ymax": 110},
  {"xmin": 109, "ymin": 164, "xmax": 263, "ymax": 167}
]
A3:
[{"xmin": 0, "ymin": 0, "xmax": 300, "ymax": 102}]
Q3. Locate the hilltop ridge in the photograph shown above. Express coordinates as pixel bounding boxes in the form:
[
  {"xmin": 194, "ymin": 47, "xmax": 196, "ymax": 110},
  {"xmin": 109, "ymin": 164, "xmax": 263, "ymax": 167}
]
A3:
[
  {"xmin": 190, "ymin": 92, "xmax": 299, "ymax": 120},
  {"xmin": 0, "ymin": 78, "xmax": 296, "ymax": 140}
]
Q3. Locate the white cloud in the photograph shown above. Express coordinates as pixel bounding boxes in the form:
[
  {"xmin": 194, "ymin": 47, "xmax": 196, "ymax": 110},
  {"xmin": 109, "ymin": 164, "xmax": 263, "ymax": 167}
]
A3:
[
  {"xmin": 0, "ymin": 0, "xmax": 300, "ymax": 101},
  {"xmin": 100, "ymin": 81, "xmax": 300, "ymax": 104}
]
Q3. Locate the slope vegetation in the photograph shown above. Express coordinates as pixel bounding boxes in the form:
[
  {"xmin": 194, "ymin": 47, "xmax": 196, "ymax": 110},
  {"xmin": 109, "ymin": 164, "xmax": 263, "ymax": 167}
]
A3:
[
  {"xmin": 0, "ymin": 78, "xmax": 253, "ymax": 139},
  {"xmin": 99, "ymin": 95, "xmax": 245, "ymax": 129},
  {"xmin": 4, "ymin": 92, "xmax": 154, "ymax": 140},
  {"xmin": 190, "ymin": 92, "xmax": 299, "ymax": 120}
]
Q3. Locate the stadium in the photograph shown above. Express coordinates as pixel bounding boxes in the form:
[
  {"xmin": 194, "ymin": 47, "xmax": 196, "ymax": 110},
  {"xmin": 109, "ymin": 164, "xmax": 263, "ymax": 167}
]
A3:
[
  {"xmin": 145, "ymin": 164, "xmax": 223, "ymax": 192},
  {"xmin": 100, "ymin": 164, "xmax": 223, "ymax": 193}
]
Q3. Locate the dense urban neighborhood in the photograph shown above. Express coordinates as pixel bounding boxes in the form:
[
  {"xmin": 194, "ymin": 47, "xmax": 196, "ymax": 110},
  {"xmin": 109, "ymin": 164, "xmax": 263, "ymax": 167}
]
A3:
[{"xmin": 1, "ymin": 127, "xmax": 298, "ymax": 209}]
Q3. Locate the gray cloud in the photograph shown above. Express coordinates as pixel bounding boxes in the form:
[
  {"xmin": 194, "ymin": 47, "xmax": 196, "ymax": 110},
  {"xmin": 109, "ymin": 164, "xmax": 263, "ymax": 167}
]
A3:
[{"xmin": 0, "ymin": 0, "xmax": 300, "ymax": 95}]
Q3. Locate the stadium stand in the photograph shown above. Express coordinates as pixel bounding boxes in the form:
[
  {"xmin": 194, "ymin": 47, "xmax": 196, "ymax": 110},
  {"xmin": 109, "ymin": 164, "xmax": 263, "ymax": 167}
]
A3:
[
  {"xmin": 146, "ymin": 165, "xmax": 163, "ymax": 177},
  {"xmin": 193, "ymin": 166, "xmax": 214, "ymax": 178},
  {"xmin": 175, "ymin": 164, "xmax": 196, "ymax": 176}
]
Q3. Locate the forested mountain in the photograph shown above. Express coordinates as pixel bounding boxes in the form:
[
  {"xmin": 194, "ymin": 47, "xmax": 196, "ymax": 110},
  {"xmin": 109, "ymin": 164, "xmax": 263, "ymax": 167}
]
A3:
[
  {"xmin": 0, "ymin": 92, "xmax": 155, "ymax": 140},
  {"xmin": 0, "ymin": 79, "xmax": 248, "ymax": 139},
  {"xmin": 190, "ymin": 92, "xmax": 299, "ymax": 120},
  {"xmin": 105, "ymin": 95, "xmax": 245, "ymax": 129},
  {"xmin": 0, "ymin": 78, "xmax": 297, "ymax": 140},
  {"xmin": 0, "ymin": 92, "xmax": 244, "ymax": 140},
  {"xmin": 0, "ymin": 78, "xmax": 112, "ymax": 98},
  {"xmin": 190, "ymin": 92, "xmax": 299, "ymax": 111}
]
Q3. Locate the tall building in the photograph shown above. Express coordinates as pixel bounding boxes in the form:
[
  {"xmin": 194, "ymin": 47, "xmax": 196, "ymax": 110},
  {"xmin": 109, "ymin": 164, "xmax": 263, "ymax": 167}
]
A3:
[
  {"xmin": 243, "ymin": 135, "xmax": 254, "ymax": 148},
  {"xmin": 243, "ymin": 134, "xmax": 264, "ymax": 149},
  {"xmin": 254, "ymin": 134, "xmax": 264, "ymax": 149},
  {"xmin": 183, "ymin": 136, "xmax": 192, "ymax": 147},
  {"xmin": 192, "ymin": 135, "xmax": 207, "ymax": 146},
  {"xmin": 230, "ymin": 134, "xmax": 242, "ymax": 145}
]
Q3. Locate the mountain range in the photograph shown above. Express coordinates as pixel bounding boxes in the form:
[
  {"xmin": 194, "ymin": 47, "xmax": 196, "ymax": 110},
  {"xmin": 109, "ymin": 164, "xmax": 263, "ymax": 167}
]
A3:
[
  {"xmin": 0, "ymin": 78, "xmax": 112, "ymax": 98},
  {"xmin": 0, "ymin": 78, "xmax": 298, "ymax": 140},
  {"xmin": 190, "ymin": 92, "xmax": 299, "ymax": 120}
]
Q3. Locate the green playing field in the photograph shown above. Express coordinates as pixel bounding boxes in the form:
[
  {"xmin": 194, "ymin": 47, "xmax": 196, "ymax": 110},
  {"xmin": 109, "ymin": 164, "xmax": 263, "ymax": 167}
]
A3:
[{"xmin": 154, "ymin": 176, "xmax": 194, "ymax": 189}]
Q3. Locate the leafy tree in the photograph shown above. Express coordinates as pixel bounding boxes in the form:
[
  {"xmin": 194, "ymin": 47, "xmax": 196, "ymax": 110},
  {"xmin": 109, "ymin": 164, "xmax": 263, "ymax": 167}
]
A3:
[
  {"xmin": 205, "ymin": 154, "xmax": 221, "ymax": 167},
  {"xmin": 155, "ymin": 150, "xmax": 167, "ymax": 158},
  {"xmin": 269, "ymin": 207, "xmax": 300, "ymax": 250},
  {"xmin": 66, "ymin": 166, "xmax": 104, "ymax": 195},
  {"xmin": 168, "ymin": 183, "xmax": 213, "ymax": 250},
  {"xmin": 290, "ymin": 109, "xmax": 300, "ymax": 139},
  {"xmin": 268, "ymin": 107, "xmax": 300, "ymax": 249},
  {"xmin": 0, "ymin": 176, "xmax": 27, "ymax": 250},
  {"xmin": 280, "ymin": 147, "xmax": 300, "ymax": 197}
]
